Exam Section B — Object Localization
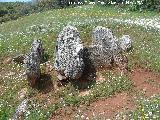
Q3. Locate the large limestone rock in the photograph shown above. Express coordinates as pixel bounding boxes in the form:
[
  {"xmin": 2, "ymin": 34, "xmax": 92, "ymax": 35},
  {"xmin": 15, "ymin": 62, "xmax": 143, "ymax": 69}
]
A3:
[
  {"xmin": 31, "ymin": 39, "xmax": 44, "ymax": 62},
  {"xmin": 54, "ymin": 26, "xmax": 84, "ymax": 80},
  {"xmin": 90, "ymin": 26, "xmax": 121, "ymax": 69},
  {"xmin": 91, "ymin": 26, "xmax": 131, "ymax": 75},
  {"xmin": 24, "ymin": 39, "xmax": 43, "ymax": 86}
]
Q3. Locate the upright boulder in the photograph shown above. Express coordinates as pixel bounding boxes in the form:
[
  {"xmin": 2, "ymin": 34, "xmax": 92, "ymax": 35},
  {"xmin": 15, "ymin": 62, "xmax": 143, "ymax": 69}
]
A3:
[
  {"xmin": 92, "ymin": 26, "xmax": 115, "ymax": 47},
  {"xmin": 90, "ymin": 26, "xmax": 131, "ymax": 75},
  {"xmin": 31, "ymin": 39, "xmax": 44, "ymax": 62},
  {"xmin": 24, "ymin": 52, "xmax": 41, "ymax": 86},
  {"xmin": 54, "ymin": 26, "xmax": 84, "ymax": 80},
  {"xmin": 90, "ymin": 26, "xmax": 121, "ymax": 69},
  {"xmin": 24, "ymin": 39, "xmax": 43, "ymax": 86}
]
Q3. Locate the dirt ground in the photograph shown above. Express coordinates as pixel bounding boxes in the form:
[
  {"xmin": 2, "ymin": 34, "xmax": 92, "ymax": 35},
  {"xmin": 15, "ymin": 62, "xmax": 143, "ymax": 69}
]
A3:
[{"xmin": 51, "ymin": 68, "xmax": 160, "ymax": 120}]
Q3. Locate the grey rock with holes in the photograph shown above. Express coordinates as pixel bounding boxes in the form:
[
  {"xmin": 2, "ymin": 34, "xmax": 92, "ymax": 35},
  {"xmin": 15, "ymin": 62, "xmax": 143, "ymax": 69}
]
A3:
[
  {"xmin": 92, "ymin": 26, "xmax": 115, "ymax": 47},
  {"xmin": 24, "ymin": 39, "xmax": 43, "ymax": 86},
  {"xmin": 11, "ymin": 99, "xmax": 28, "ymax": 120},
  {"xmin": 54, "ymin": 25, "xmax": 84, "ymax": 80},
  {"xmin": 31, "ymin": 39, "xmax": 44, "ymax": 62},
  {"xmin": 24, "ymin": 52, "xmax": 41, "ymax": 86},
  {"xmin": 90, "ymin": 26, "xmax": 131, "ymax": 74},
  {"xmin": 90, "ymin": 26, "xmax": 121, "ymax": 68},
  {"xmin": 119, "ymin": 35, "xmax": 132, "ymax": 51}
]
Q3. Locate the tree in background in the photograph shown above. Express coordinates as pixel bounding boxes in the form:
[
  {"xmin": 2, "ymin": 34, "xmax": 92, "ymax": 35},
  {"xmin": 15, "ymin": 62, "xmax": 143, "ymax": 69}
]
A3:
[{"xmin": 0, "ymin": 0, "xmax": 159, "ymax": 23}]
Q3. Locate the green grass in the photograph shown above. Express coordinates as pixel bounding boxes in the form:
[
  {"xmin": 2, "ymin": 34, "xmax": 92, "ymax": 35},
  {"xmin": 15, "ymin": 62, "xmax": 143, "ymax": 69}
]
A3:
[
  {"xmin": 0, "ymin": 5, "xmax": 160, "ymax": 120},
  {"xmin": 0, "ymin": 68, "xmax": 132, "ymax": 120},
  {"xmin": 131, "ymin": 95, "xmax": 160, "ymax": 119},
  {"xmin": 88, "ymin": 95, "xmax": 160, "ymax": 120},
  {"xmin": 0, "ymin": 5, "xmax": 160, "ymax": 71},
  {"xmin": 121, "ymin": 95, "xmax": 160, "ymax": 120}
]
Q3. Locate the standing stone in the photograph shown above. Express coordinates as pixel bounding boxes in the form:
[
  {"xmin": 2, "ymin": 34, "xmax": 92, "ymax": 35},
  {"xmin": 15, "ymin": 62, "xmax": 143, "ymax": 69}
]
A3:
[
  {"xmin": 24, "ymin": 39, "xmax": 43, "ymax": 86},
  {"xmin": 91, "ymin": 26, "xmax": 130, "ymax": 75},
  {"xmin": 31, "ymin": 39, "xmax": 44, "ymax": 62},
  {"xmin": 54, "ymin": 26, "xmax": 84, "ymax": 80},
  {"xmin": 92, "ymin": 26, "xmax": 115, "ymax": 47},
  {"xmin": 24, "ymin": 52, "xmax": 41, "ymax": 86},
  {"xmin": 90, "ymin": 26, "xmax": 121, "ymax": 69}
]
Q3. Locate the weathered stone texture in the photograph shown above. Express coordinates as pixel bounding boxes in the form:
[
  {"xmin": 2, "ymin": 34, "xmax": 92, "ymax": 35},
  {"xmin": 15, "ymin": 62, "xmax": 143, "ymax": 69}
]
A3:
[
  {"xmin": 54, "ymin": 26, "xmax": 84, "ymax": 79},
  {"xmin": 90, "ymin": 26, "xmax": 131, "ymax": 74},
  {"xmin": 24, "ymin": 39, "xmax": 43, "ymax": 86},
  {"xmin": 119, "ymin": 35, "xmax": 132, "ymax": 51}
]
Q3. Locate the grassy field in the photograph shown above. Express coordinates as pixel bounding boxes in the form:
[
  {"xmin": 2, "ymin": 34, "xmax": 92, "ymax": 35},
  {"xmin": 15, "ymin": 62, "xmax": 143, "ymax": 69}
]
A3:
[{"xmin": 0, "ymin": 5, "xmax": 160, "ymax": 120}]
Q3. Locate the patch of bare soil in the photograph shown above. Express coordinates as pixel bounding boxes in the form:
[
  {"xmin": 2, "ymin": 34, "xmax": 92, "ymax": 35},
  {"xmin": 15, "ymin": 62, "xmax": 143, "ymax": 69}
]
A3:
[
  {"xmin": 130, "ymin": 68, "xmax": 160, "ymax": 97},
  {"xmin": 81, "ymin": 92, "xmax": 135, "ymax": 119},
  {"xmin": 51, "ymin": 92, "xmax": 135, "ymax": 120},
  {"xmin": 50, "ymin": 68, "xmax": 160, "ymax": 120},
  {"xmin": 51, "ymin": 106, "xmax": 77, "ymax": 120}
]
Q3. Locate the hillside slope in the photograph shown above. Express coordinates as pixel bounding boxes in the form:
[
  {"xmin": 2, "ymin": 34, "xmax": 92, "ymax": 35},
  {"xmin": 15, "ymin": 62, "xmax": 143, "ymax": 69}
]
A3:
[{"xmin": 0, "ymin": 5, "xmax": 160, "ymax": 120}]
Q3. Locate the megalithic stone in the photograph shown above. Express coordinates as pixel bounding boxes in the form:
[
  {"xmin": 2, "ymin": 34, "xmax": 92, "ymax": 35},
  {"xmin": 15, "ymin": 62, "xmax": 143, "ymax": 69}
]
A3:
[
  {"xmin": 54, "ymin": 25, "xmax": 84, "ymax": 80},
  {"xmin": 24, "ymin": 52, "xmax": 41, "ymax": 86},
  {"xmin": 90, "ymin": 26, "xmax": 120, "ymax": 69},
  {"xmin": 24, "ymin": 39, "xmax": 42, "ymax": 86},
  {"xmin": 91, "ymin": 26, "xmax": 131, "ymax": 75},
  {"xmin": 31, "ymin": 39, "xmax": 44, "ymax": 62},
  {"xmin": 92, "ymin": 26, "xmax": 115, "ymax": 47}
]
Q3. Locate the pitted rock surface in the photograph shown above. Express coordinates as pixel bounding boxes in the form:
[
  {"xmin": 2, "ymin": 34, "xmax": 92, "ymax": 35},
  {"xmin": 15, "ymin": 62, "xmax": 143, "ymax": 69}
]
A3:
[
  {"xmin": 31, "ymin": 39, "xmax": 44, "ymax": 62},
  {"xmin": 119, "ymin": 35, "xmax": 132, "ymax": 51},
  {"xmin": 24, "ymin": 39, "xmax": 43, "ymax": 86},
  {"xmin": 54, "ymin": 26, "xmax": 84, "ymax": 79},
  {"xmin": 90, "ymin": 26, "xmax": 120, "ymax": 68},
  {"xmin": 90, "ymin": 26, "xmax": 131, "ymax": 74}
]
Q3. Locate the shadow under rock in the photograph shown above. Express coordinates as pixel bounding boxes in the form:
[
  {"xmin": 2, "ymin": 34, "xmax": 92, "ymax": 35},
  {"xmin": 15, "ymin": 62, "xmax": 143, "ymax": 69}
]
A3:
[
  {"xmin": 71, "ymin": 47, "xmax": 97, "ymax": 90},
  {"xmin": 35, "ymin": 73, "xmax": 54, "ymax": 93}
]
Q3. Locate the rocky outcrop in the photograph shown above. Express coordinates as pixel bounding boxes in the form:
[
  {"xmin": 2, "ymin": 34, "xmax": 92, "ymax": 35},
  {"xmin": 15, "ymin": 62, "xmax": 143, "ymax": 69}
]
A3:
[{"xmin": 54, "ymin": 26, "xmax": 84, "ymax": 80}]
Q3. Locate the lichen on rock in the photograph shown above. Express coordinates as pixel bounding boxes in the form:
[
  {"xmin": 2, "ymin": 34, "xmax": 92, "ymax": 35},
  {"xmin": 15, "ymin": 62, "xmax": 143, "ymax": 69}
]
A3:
[
  {"xmin": 90, "ymin": 26, "xmax": 132, "ymax": 75},
  {"xmin": 54, "ymin": 25, "xmax": 84, "ymax": 80},
  {"xmin": 119, "ymin": 35, "xmax": 132, "ymax": 51},
  {"xmin": 31, "ymin": 39, "xmax": 44, "ymax": 62},
  {"xmin": 24, "ymin": 39, "xmax": 43, "ymax": 86},
  {"xmin": 90, "ymin": 26, "xmax": 120, "ymax": 68}
]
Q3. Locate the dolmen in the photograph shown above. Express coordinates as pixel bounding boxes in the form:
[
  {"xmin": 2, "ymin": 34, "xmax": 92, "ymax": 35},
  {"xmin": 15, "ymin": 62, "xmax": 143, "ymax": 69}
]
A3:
[{"xmin": 54, "ymin": 25, "xmax": 132, "ymax": 80}]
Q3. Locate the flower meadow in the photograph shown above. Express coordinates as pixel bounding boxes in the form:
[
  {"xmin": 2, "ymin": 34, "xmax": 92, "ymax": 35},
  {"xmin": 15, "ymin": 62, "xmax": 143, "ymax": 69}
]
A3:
[{"xmin": 0, "ymin": 5, "xmax": 160, "ymax": 120}]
